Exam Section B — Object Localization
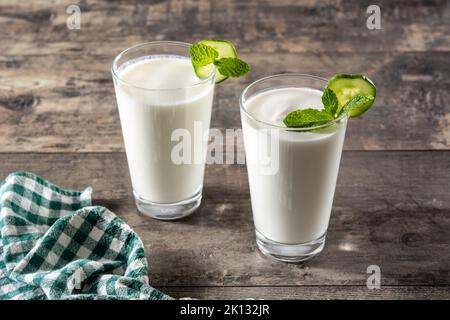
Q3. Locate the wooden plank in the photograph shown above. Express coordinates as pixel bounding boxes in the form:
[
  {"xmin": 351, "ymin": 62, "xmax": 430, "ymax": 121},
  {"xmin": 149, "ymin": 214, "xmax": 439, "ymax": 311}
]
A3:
[
  {"xmin": 157, "ymin": 286, "xmax": 450, "ymax": 300},
  {"xmin": 0, "ymin": 151, "xmax": 448, "ymax": 287},
  {"xmin": 1, "ymin": 52, "xmax": 449, "ymax": 152},
  {"xmin": 0, "ymin": 0, "xmax": 448, "ymax": 55}
]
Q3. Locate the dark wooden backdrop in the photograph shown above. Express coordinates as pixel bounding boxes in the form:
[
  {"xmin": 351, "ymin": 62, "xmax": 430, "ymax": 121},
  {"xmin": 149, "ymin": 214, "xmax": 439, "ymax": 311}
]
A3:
[{"xmin": 0, "ymin": 0, "xmax": 449, "ymax": 299}]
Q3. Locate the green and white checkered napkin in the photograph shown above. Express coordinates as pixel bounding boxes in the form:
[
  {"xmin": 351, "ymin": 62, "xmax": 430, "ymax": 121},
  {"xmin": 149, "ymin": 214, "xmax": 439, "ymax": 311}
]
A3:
[{"xmin": 0, "ymin": 171, "xmax": 170, "ymax": 300}]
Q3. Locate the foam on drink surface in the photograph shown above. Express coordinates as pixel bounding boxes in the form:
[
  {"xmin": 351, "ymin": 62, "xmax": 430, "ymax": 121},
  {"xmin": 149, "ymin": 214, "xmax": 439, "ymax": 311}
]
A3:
[
  {"xmin": 244, "ymin": 87, "xmax": 324, "ymax": 127},
  {"xmin": 118, "ymin": 55, "xmax": 202, "ymax": 89}
]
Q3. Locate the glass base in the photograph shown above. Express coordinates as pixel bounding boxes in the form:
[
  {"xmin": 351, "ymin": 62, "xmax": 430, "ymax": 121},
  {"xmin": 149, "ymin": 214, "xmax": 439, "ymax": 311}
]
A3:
[
  {"xmin": 255, "ymin": 230, "xmax": 326, "ymax": 262},
  {"xmin": 133, "ymin": 188, "xmax": 202, "ymax": 220}
]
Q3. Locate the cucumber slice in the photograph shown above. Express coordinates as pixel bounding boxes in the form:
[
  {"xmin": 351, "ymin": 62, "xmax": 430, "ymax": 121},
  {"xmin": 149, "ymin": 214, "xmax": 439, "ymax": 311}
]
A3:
[
  {"xmin": 193, "ymin": 63, "xmax": 215, "ymax": 80},
  {"xmin": 326, "ymin": 74, "xmax": 377, "ymax": 114},
  {"xmin": 197, "ymin": 39, "xmax": 238, "ymax": 83}
]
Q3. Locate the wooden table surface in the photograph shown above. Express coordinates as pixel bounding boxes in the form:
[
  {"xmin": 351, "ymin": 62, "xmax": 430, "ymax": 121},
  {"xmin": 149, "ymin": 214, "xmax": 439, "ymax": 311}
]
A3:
[{"xmin": 0, "ymin": 0, "xmax": 449, "ymax": 299}]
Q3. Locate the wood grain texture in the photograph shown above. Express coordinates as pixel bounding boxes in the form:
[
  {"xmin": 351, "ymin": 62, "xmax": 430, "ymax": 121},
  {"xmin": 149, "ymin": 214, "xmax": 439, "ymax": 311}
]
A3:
[
  {"xmin": 157, "ymin": 286, "xmax": 450, "ymax": 300},
  {"xmin": 0, "ymin": 151, "xmax": 448, "ymax": 292},
  {"xmin": 0, "ymin": 0, "xmax": 449, "ymax": 55},
  {"xmin": 0, "ymin": 52, "xmax": 449, "ymax": 152}
]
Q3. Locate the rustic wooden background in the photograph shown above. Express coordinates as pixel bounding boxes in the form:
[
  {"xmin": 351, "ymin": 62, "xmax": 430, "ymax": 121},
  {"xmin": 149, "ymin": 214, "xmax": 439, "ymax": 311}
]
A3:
[{"xmin": 0, "ymin": 0, "xmax": 449, "ymax": 299}]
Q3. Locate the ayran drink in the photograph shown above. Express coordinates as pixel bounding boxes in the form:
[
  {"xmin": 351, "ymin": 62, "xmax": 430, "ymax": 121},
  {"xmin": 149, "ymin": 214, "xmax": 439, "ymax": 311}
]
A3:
[
  {"xmin": 112, "ymin": 42, "xmax": 215, "ymax": 220},
  {"xmin": 240, "ymin": 74, "xmax": 348, "ymax": 262}
]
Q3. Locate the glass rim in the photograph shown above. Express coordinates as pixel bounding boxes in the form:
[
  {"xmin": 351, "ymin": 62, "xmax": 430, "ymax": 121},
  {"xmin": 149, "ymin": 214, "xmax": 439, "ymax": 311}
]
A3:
[
  {"xmin": 111, "ymin": 41, "xmax": 216, "ymax": 91},
  {"xmin": 239, "ymin": 73, "xmax": 348, "ymax": 131}
]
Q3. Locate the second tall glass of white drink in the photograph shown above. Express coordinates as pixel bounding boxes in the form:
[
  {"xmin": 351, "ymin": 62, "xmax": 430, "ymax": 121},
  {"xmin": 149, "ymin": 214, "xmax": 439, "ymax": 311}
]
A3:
[
  {"xmin": 240, "ymin": 74, "xmax": 348, "ymax": 262},
  {"xmin": 112, "ymin": 42, "xmax": 216, "ymax": 220}
]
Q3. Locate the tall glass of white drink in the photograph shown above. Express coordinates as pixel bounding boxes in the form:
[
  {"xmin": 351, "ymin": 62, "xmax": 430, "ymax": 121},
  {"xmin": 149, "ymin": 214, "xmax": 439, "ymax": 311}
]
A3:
[
  {"xmin": 240, "ymin": 74, "xmax": 348, "ymax": 261},
  {"xmin": 112, "ymin": 42, "xmax": 215, "ymax": 220}
]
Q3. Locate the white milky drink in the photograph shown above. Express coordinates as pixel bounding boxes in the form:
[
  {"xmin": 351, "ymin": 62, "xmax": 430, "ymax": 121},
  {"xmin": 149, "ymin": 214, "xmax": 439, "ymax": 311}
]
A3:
[
  {"xmin": 112, "ymin": 43, "xmax": 215, "ymax": 219},
  {"xmin": 116, "ymin": 56, "xmax": 214, "ymax": 203},
  {"xmin": 240, "ymin": 75, "xmax": 348, "ymax": 261}
]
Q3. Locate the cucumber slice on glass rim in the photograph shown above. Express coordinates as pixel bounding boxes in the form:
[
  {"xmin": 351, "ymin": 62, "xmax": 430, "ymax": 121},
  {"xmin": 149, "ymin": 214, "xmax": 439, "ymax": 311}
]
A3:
[
  {"xmin": 326, "ymin": 74, "xmax": 377, "ymax": 115},
  {"xmin": 194, "ymin": 39, "xmax": 238, "ymax": 83}
]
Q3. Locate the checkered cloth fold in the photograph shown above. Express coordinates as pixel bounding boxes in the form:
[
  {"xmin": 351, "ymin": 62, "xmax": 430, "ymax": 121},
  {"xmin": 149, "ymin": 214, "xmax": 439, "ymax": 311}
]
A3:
[{"xmin": 0, "ymin": 171, "xmax": 170, "ymax": 300}]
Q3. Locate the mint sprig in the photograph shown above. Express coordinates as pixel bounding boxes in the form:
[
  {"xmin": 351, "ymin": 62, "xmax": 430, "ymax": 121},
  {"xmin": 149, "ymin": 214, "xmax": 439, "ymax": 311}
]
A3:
[
  {"xmin": 189, "ymin": 39, "xmax": 250, "ymax": 83},
  {"xmin": 214, "ymin": 57, "xmax": 250, "ymax": 78},
  {"xmin": 283, "ymin": 88, "xmax": 340, "ymax": 129},
  {"xmin": 342, "ymin": 94, "xmax": 375, "ymax": 117},
  {"xmin": 189, "ymin": 43, "xmax": 218, "ymax": 67},
  {"xmin": 322, "ymin": 88, "xmax": 338, "ymax": 117},
  {"xmin": 283, "ymin": 109, "xmax": 334, "ymax": 128}
]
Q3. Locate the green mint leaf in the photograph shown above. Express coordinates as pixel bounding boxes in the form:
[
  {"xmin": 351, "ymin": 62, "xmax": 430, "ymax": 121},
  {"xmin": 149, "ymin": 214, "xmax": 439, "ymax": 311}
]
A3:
[
  {"xmin": 189, "ymin": 43, "xmax": 218, "ymax": 67},
  {"xmin": 322, "ymin": 88, "xmax": 338, "ymax": 117},
  {"xmin": 214, "ymin": 57, "xmax": 250, "ymax": 77},
  {"xmin": 341, "ymin": 94, "xmax": 375, "ymax": 117},
  {"xmin": 283, "ymin": 108, "xmax": 334, "ymax": 128}
]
